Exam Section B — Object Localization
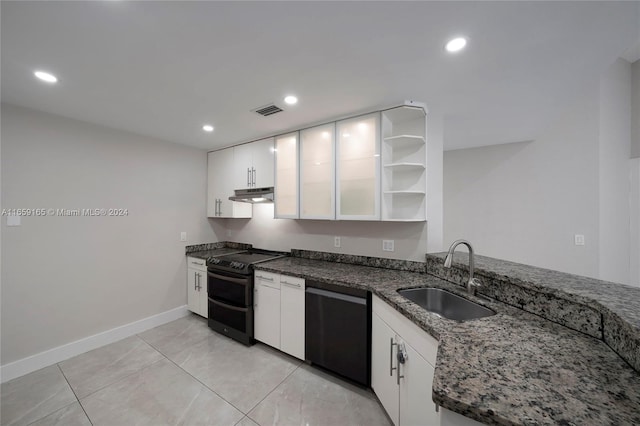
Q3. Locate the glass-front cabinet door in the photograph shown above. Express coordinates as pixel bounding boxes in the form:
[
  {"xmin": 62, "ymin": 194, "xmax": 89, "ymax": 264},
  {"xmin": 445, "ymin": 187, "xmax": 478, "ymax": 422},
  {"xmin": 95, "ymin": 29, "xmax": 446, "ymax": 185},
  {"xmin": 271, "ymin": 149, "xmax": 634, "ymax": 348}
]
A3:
[
  {"xmin": 300, "ymin": 123, "xmax": 335, "ymax": 219},
  {"xmin": 274, "ymin": 132, "xmax": 299, "ymax": 218},
  {"xmin": 336, "ymin": 112, "xmax": 381, "ymax": 220}
]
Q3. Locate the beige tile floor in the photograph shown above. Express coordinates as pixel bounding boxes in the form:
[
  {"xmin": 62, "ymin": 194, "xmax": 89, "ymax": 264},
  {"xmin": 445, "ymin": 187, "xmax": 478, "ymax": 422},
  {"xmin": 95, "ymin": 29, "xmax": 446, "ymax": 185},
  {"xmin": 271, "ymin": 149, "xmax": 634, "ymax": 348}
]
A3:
[{"xmin": 1, "ymin": 314, "xmax": 391, "ymax": 426}]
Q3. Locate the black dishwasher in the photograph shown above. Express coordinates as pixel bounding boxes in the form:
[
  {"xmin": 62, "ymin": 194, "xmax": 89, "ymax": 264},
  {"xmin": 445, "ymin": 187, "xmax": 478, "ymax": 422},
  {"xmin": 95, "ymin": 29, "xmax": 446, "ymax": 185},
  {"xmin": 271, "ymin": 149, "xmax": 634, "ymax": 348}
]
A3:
[{"xmin": 305, "ymin": 281, "xmax": 371, "ymax": 386}]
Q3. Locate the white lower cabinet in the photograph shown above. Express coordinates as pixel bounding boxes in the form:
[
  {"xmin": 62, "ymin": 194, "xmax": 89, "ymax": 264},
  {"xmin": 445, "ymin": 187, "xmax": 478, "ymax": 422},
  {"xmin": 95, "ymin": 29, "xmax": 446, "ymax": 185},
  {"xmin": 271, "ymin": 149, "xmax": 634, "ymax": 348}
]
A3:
[
  {"xmin": 254, "ymin": 271, "xmax": 305, "ymax": 360},
  {"xmin": 187, "ymin": 257, "xmax": 207, "ymax": 317},
  {"xmin": 279, "ymin": 276, "xmax": 305, "ymax": 359},
  {"xmin": 372, "ymin": 295, "xmax": 440, "ymax": 426},
  {"xmin": 254, "ymin": 272, "xmax": 281, "ymax": 349}
]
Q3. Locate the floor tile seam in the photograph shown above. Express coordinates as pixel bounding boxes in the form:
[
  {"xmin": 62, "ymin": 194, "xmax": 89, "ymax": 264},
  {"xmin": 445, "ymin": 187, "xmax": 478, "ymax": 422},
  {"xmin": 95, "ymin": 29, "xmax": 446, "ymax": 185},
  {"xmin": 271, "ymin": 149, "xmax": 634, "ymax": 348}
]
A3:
[
  {"xmin": 74, "ymin": 357, "xmax": 167, "ymax": 403},
  {"xmin": 6, "ymin": 365, "xmax": 78, "ymax": 426},
  {"xmin": 135, "ymin": 329, "xmax": 212, "ymax": 359},
  {"xmin": 27, "ymin": 397, "xmax": 93, "ymax": 426},
  {"xmin": 14, "ymin": 363, "xmax": 82, "ymax": 425},
  {"xmin": 54, "ymin": 364, "xmax": 94, "ymax": 426},
  {"xmin": 159, "ymin": 352, "xmax": 248, "ymax": 417},
  {"xmin": 244, "ymin": 361, "xmax": 303, "ymax": 418},
  {"xmin": 57, "ymin": 335, "xmax": 165, "ymax": 396}
]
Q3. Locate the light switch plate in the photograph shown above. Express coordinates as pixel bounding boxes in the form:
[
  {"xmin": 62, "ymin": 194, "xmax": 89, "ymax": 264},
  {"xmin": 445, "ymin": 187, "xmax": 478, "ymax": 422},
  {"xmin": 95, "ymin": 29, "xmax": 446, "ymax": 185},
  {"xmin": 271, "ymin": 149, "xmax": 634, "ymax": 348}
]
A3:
[
  {"xmin": 574, "ymin": 234, "xmax": 585, "ymax": 246},
  {"xmin": 334, "ymin": 236, "xmax": 341, "ymax": 248},
  {"xmin": 180, "ymin": 232, "xmax": 187, "ymax": 242},
  {"xmin": 383, "ymin": 240, "xmax": 395, "ymax": 252}
]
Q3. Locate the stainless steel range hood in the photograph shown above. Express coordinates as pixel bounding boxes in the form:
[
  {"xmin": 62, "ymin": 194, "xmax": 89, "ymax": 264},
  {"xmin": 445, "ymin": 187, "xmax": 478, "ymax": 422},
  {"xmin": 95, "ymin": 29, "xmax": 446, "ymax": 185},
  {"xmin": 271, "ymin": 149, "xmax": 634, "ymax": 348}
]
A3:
[{"xmin": 229, "ymin": 187, "xmax": 274, "ymax": 203}]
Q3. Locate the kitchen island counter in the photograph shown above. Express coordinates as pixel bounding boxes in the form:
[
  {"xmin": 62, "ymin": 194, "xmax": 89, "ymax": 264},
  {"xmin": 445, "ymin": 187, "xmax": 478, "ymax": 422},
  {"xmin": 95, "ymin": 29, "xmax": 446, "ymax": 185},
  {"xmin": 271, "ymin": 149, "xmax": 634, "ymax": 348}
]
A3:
[{"xmin": 255, "ymin": 256, "xmax": 640, "ymax": 425}]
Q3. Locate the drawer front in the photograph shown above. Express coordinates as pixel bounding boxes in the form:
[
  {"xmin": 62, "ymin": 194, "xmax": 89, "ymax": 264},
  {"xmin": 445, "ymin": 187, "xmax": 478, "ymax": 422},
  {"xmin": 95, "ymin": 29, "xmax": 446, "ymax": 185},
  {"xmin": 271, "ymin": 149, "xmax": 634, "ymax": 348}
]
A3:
[
  {"xmin": 255, "ymin": 270, "xmax": 280, "ymax": 289},
  {"xmin": 187, "ymin": 256, "xmax": 207, "ymax": 271},
  {"xmin": 279, "ymin": 275, "xmax": 304, "ymax": 289}
]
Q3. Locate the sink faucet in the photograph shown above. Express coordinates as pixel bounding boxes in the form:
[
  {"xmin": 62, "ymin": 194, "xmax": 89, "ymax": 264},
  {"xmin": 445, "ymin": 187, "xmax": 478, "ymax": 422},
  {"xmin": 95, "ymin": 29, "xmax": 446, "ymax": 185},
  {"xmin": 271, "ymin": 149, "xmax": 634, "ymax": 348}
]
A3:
[{"xmin": 443, "ymin": 239, "xmax": 481, "ymax": 295}]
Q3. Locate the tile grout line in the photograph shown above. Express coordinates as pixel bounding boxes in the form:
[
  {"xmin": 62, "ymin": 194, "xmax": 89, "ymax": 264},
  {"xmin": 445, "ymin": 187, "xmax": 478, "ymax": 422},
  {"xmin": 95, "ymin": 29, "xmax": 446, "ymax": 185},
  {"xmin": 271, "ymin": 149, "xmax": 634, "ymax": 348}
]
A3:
[
  {"xmin": 242, "ymin": 359, "xmax": 304, "ymax": 420},
  {"xmin": 154, "ymin": 343, "xmax": 250, "ymax": 418},
  {"xmin": 133, "ymin": 319, "xmax": 252, "ymax": 416},
  {"xmin": 55, "ymin": 336, "xmax": 166, "ymax": 403},
  {"xmin": 55, "ymin": 364, "xmax": 94, "ymax": 426}
]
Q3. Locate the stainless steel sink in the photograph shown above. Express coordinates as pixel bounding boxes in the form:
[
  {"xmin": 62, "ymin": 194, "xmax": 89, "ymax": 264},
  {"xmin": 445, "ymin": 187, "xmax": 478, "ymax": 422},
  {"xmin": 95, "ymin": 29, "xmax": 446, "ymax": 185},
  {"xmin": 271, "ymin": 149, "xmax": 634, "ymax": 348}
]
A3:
[{"xmin": 398, "ymin": 288, "xmax": 495, "ymax": 321}]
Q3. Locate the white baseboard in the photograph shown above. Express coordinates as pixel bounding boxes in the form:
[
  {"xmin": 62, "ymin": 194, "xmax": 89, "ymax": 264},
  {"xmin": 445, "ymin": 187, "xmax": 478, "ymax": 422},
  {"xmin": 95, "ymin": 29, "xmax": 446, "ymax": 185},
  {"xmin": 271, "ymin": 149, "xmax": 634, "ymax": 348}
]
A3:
[{"xmin": 0, "ymin": 305, "xmax": 190, "ymax": 383}]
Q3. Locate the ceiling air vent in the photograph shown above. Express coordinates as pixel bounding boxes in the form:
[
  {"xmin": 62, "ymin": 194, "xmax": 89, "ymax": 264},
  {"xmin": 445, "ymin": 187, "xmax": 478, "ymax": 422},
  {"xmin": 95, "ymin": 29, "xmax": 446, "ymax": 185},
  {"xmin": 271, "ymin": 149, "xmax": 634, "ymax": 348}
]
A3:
[{"xmin": 253, "ymin": 103, "xmax": 283, "ymax": 117}]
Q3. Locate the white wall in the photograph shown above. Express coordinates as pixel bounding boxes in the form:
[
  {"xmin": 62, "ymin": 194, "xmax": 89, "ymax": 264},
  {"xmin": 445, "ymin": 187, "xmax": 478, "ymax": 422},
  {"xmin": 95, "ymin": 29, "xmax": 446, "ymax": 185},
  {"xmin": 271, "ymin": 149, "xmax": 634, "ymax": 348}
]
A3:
[
  {"xmin": 1, "ymin": 104, "xmax": 216, "ymax": 364},
  {"xmin": 598, "ymin": 58, "xmax": 632, "ymax": 284},
  {"xmin": 444, "ymin": 90, "xmax": 600, "ymax": 277},
  {"xmin": 631, "ymin": 60, "xmax": 640, "ymax": 159},
  {"xmin": 220, "ymin": 203, "xmax": 430, "ymax": 261},
  {"xmin": 631, "ymin": 158, "xmax": 640, "ymax": 285},
  {"xmin": 444, "ymin": 58, "xmax": 638, "ymax": 286}
]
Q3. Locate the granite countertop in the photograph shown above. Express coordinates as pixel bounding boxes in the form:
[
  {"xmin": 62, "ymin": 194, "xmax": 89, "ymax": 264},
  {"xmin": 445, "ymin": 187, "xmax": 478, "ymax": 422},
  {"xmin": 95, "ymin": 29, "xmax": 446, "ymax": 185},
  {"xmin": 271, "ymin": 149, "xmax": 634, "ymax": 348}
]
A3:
[
  {"xmin": 186, "ymin": 247, "xmax": 246, "ymax": 260},
  {"xmin": 254, "ymin": 256, "xmax": 640, "ymax": 426},
  {"xmin": 428, "ymin": 252, "xmax": 640, "ymax": 332}
]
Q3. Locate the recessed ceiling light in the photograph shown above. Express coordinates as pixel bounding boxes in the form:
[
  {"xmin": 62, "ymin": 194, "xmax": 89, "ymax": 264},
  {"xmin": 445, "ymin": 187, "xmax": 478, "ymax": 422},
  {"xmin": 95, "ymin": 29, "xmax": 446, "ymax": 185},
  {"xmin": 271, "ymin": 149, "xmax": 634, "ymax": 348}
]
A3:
[
  {"xmin": 34, "ymin": 70, "xmax": 58, "ymax": 83},
  {"xmin": 284, "ymin": 95, "xmax": 298, "ymax": 105},
  {"xmin": 202, "ymin": 124, "xmax": 214, "ymax": 132},
  {"xmin": 445, "ymin": 37, "xmax": 467, "ymax": 53}
]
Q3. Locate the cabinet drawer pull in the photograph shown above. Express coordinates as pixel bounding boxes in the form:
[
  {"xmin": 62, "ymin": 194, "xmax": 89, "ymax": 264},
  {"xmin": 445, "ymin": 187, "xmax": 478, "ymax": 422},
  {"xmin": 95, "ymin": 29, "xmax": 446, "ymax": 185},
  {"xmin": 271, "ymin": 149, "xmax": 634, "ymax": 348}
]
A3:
[
  {"xmin": 281, "ymin": 280, "xmax": 301, "ymax": 288},
  {"xmin": 257, "ymin": 275, "xmax": 274, "ymax": 281},
  {"xmin": 191, "ymin": 261, "xmax": 204, "ymax": 265},
  {"xmin": 252, "ymin": 167, "xmax": 256, "ymax": 186},
  {"xmin": 247, "ymin": 168, "xmax": 251, "ymax": 187},
  {"xmin": 390, "ymin": 338, "xmax": 397, "ymax": 376}
]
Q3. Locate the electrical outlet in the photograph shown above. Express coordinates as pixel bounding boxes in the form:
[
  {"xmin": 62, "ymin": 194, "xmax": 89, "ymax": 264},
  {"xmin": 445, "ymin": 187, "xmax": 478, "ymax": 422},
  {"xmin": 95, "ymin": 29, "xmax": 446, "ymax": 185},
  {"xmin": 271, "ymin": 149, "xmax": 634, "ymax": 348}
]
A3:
[
  {"xmin": 383, "ymin": 240, "xmax": 395, "ymax": 252},
  {"xmin": 180, "ymin": 232, "xmax": 187, "ymax": 242},
  {"xmin": 574, "ymin": 234, "xmax": 585, "ymax": 246},
  {"xmin": 334, "ymin": 236, "xmax": 341, "ymax": 248}
]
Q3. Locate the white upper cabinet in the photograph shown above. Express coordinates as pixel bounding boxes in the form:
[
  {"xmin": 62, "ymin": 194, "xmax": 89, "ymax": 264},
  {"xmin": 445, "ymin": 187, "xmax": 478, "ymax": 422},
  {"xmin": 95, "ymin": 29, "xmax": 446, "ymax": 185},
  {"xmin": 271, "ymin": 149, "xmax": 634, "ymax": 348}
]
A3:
[
  {"xmin": 381, "ymin": 106, "xmax": 427, "ymax": 221},
  {"xmin": 233, "ymin": 137, "xmax": 275, "ymax": 190},
  {"xmin": 208, "ymin": 148, "xmax": 252, "ymax": 218},
  {"xmin": 300, "ymin": 123, "xmax": 336, "ymax": 219},
  {"xmin": 274, "ymin": 132, "xmax": 299, "ymax": 219},
  {"xmin": 336, "ymin": 112, "xmax": 381, "ymax": 220}
]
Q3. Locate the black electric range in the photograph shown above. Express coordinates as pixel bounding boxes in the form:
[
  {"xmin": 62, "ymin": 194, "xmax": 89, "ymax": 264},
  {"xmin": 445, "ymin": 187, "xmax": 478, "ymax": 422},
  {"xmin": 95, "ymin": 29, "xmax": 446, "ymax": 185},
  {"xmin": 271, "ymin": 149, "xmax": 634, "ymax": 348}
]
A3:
[
  {"xmin": 206, "ymin": 248, "xmax": 288, "ymax": 345},
  {"xmin": 207, "ymin": 248, "xmax": 287, "ymax": 275}
]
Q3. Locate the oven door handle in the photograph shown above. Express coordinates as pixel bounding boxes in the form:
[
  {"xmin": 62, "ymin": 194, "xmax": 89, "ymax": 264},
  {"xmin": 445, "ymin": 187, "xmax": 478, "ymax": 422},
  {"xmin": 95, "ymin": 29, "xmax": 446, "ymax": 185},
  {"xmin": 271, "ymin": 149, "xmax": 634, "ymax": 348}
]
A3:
[
  {"xmin": 207, "ymin": 271, "xmax": 249, "ymax": 285},
  {"xmin": 210, "ymin": 298, "xmax": 249, "ymax": 312}
]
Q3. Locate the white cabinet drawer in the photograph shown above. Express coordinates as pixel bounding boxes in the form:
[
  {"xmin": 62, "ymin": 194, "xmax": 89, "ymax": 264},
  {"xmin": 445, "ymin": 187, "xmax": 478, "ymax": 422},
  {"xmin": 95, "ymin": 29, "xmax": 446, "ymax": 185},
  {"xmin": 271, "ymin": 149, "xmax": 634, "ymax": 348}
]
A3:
[
  {"xmin": 187, "ymin": 257, "xmax": 207, "ymax": 271},
  {"xmin": 255, "ymin": 271, "xmax": 280, "ymax": 289},
  {"xmin": 279, "ymin": 275, "xmax": 304, "ymax": 289}
]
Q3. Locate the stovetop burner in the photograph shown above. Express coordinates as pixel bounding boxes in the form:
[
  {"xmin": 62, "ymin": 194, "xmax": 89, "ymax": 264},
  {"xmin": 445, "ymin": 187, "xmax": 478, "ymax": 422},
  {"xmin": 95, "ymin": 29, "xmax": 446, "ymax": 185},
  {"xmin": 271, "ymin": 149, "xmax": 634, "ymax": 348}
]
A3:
[{"xmin": 207, "ymin": 248, "xmax": 288, "ymax": 274}]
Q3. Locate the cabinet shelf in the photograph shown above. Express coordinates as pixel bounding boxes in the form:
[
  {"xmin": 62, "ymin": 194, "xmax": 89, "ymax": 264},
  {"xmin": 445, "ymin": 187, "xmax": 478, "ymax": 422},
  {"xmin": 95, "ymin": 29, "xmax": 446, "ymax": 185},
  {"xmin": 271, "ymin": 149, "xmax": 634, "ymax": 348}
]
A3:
[
  {"xmin": 383, "ymin": 162, "xmax": 425, "ymax": 170},
  {"xmin": 382, "ymin": 106, "xmax": 425, "ymax": 123},
  {"xmin": 383, "ymin": 135, "xmax": 425, "ymax": 147},
  {"xmin": 383, "ymin": 190, "xmax": 425, "ymax": 195}
]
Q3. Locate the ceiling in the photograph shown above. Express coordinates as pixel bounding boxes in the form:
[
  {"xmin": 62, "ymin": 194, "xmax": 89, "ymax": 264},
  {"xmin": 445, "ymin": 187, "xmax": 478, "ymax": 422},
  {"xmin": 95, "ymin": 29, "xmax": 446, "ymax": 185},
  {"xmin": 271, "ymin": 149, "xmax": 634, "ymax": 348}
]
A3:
[{"xmin": 2, "ymin": 1, "xmax": 638, "ymax": 151}]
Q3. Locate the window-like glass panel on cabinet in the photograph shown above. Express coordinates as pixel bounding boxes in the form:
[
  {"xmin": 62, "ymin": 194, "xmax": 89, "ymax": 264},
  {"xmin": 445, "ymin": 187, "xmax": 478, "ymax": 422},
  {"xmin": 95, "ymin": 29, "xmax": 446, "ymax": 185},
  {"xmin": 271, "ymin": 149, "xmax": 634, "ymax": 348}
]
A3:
[
  {"xmin": 274, "ymin": 132, "xmax": 299, "ymax": 218},
  {"xmin": 300, "ymin": 123, "xmax": 335, "ymax": 219},
  {"xmin": 336, "ymin": 113, "xmax": 381, "ymax": 220}
]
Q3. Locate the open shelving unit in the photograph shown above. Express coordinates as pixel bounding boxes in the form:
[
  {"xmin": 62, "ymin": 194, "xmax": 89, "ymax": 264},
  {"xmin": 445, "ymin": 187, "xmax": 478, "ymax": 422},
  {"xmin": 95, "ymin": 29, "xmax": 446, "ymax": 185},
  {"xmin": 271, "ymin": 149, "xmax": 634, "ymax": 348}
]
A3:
[{"xmin": 381, "ymin": 105, "xmax": 427, "ymax": 221}]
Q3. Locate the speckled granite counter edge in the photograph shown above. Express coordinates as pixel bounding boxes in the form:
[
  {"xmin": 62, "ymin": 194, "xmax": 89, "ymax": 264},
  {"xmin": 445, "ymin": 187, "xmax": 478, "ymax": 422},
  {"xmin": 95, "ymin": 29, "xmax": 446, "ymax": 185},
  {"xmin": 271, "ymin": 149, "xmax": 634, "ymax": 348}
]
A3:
[
  {"xmin": 426, "ymin": 254, "xmax": 639, "ymax": 374},
  {"xmin": 185, "ymin": 241, "xmax": 252, "ymax": 253},
  {"xmin": 291, "ymin": 249, "xmax": 426, "ymax": 273}
]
